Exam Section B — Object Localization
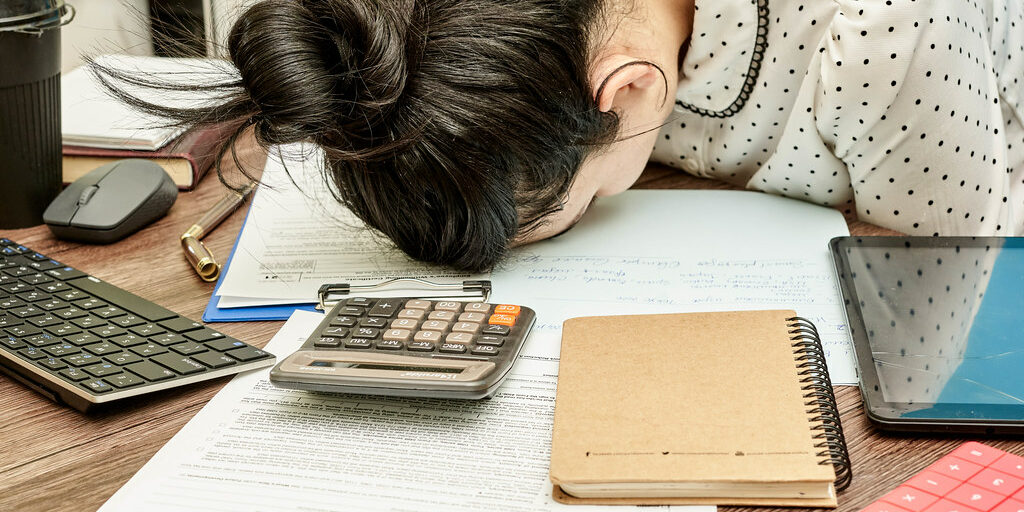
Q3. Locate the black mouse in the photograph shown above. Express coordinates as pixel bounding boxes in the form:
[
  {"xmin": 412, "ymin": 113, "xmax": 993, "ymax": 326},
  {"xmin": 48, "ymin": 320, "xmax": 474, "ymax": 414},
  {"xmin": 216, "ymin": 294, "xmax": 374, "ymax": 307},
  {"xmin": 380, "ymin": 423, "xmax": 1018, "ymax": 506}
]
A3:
[{"xmin": 43, "ymin": 159, "xmax": 178, "ymax": 243}]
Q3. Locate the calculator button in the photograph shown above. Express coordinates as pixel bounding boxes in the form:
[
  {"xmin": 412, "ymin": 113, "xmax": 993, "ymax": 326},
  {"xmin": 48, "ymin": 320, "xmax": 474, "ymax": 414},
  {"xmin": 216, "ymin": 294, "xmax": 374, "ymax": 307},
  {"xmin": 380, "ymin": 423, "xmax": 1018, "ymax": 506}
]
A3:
[
  {"xmin": 922, "ymin": 499, "xmax": 978, "ymax": 512},
  {"xmin": 972, "ymin": 468, "xmax": 1024, "ymax": 495},
  {"xmin": 861, "ymin": 502, "xmax": 912, "ymax": 512},
  {"xmin": 463, "ymin": 302, "xmax": 491, "ymax": 314},
  {"xmin": 314, "ymin": 337, "xmax": 342, "ymax": 348},
  {"xmin": 368, "ymin": 299, "xmax": 399, "ymax": 317},
  {"xmin": 397, "ymin": 308, "xmax": 426, "ymax": 320},
  {"xmin": 488, "ymin": 314, "xmax": 517, "ymax": 326},
  {"xmin": 906, "ymin": 470, "xmax": 959, "ymax": 496},
  {"xmin": 481, "ymin": 325, "xmax": 510, "ymax": 336},
  {"xmin": 471, "ymin": 345, "xmax": 499, "ymax": 356},
  {"xmin": 946, "ymin": 482, "xmax": 1003, "ymax": 509},
  {"xmin": 352, "ymin": 327, "xmax": 380, "ymax": 339},
  {"xmin": 494, "ymin": 304, "xmax": 520, "ymax": 316},
  {"xmin": 358, "ymin": 317, "xmax": 388, "ymax": 328},
  {"xmin": 433, "ymin": 301, "xmax": 462, "ymax": 312},
  {"xmin": 439, "ymin": 343, "xmax": 467, "ymax": 354},
  {"xmin": 458, "ymin": 312, "xmax": 486, "ymax": 323},
  {"xmin": 331, "ymin": 316, "xmax": 357, "ymax": 327},
  {"xmin": 404, "ymin": 300, "xmax": 431, "ymax": 310},
  {"xmin": 390, "ymin": 318, "xmax": 418, "ymax": 330},
  {"xmin": 952, "ymin": 442, "xmax": 1005, "ymax": 467},
  {"xmin": 879, "ymin": 485, "xmax": 940, "ymax": 512},
  {"xmin": 338, "ymin": 306, "xmax": 365, "ymax": 316},
  {"xmin": 445, "ymin": 332, "xmax": 474, "ymax": 344},
  {"xmin": 345, "ymin": 297, "xmax": 373, "ymax": 307},
  {"xmin": 407, "ymin": 341, "xmax": 435, "ymax": 352},
  {"xmin": 413, "ymin": 331, "xmax": 442, "ymax": 343},
  {"xmin": 427, "ymin": 310, "xmax": 455, "ymax": 322},
  {"xmin": 476, "ymin": 335, "xmax": 504, "ymax": 346},
  {"xmin": 992, "ymin": 453, "xmax": 1024, "ymax": 480},
  {"xmin": 383, "ymin": 329, "xmax": 412, "ymax": 342},
  {"xmin": 992, "ymin": 498, "xmax": 1024, "ymax": 512},
  {"xmin": 322, "ymin": 326, "xmax": 350, "ymax": 337},
  {"xmin": 420, "ymin": 320, "xmax": 448, "ymax": 332},
  {"xmin": 344, "ymin": 339, "xmax": 373, "ymax": 349},
  {"xmin": 452, "ymin": 322, "xmax": 480, "ymax": 334},
  {"xmin": 931, "ymin": 455, "xmax": 984, "ymax": 480},
  {"xmin": 376, "ymin": 340, "xmax": 403, "ymax": 350}
]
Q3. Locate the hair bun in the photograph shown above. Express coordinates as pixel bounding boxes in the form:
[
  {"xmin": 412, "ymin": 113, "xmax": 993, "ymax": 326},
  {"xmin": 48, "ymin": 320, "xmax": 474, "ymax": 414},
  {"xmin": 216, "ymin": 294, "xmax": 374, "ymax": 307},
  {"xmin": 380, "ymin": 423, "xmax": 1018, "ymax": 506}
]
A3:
[{"xmin": 228, "ymin": 0, "xmax": 414, "ymax": 148}]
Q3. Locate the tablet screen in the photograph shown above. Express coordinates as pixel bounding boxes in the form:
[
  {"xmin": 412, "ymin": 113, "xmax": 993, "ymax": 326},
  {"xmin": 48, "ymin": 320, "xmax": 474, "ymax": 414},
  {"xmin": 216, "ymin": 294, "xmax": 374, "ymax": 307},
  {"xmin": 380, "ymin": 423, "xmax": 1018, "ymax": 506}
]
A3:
[{"xmin": 833, "ymin": 237, "xmax": 1024, "ymax": 423}]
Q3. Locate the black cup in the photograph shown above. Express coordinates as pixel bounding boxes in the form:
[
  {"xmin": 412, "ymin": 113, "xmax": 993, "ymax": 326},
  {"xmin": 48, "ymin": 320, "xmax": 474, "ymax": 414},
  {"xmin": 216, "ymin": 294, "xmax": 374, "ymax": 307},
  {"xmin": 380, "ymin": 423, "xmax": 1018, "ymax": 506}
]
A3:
[{"xmin": 0, "ymin": 1, "xmax": 74, "ymax": 228}]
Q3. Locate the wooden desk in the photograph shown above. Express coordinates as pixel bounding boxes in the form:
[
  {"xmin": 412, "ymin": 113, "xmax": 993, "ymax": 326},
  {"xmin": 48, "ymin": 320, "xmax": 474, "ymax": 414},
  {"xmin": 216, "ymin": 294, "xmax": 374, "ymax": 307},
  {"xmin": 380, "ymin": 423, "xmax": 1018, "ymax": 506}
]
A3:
[{"xmin": 1, "ymin": 141, "xmax": 1020, "ymax": 512}]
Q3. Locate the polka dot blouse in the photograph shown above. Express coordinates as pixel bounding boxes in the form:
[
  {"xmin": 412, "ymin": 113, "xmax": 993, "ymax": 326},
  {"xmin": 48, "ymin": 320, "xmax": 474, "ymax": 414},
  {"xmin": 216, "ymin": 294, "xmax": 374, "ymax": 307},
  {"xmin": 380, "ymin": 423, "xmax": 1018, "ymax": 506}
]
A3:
[{"xmin": 651, "ymin": 0, "xmax": 1024, "ymax": 236}]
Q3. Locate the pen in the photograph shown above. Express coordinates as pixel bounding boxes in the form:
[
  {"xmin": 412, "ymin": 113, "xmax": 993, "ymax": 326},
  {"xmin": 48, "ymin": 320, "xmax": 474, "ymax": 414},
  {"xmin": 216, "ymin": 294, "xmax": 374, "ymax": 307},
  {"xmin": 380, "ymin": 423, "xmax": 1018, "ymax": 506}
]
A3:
[{"xmin": 181, "ymin": 182, "xmax": 256, "ymax": 282}]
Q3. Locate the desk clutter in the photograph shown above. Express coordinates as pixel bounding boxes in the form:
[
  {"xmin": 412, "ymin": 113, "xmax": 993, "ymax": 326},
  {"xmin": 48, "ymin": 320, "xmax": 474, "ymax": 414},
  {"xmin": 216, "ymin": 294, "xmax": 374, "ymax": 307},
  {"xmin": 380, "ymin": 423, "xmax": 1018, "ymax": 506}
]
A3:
[
  {"xmin": 0, "ymin": 238, "xmax": 275, "ymax": 411},
  {"xmin": 859, "ymin": 442, "xmax": 1024, "ymax": 512}
]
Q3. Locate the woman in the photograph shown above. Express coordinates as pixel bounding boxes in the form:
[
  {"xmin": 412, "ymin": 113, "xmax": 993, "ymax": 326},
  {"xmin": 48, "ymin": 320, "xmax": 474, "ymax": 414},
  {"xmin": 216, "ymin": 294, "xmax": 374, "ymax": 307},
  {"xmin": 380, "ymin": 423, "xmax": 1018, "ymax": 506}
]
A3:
[{"xmin": 111, "ymin": 0, "xmax": 1024, "ymax": 271}]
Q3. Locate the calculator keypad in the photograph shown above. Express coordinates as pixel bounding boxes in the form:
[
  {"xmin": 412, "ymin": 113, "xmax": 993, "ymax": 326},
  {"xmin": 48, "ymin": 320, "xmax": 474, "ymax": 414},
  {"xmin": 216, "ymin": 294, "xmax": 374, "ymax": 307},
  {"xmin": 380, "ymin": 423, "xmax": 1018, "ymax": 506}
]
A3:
[{"xmin": 313, "ymin": 298, "xmax": 526, "ymax": 358}]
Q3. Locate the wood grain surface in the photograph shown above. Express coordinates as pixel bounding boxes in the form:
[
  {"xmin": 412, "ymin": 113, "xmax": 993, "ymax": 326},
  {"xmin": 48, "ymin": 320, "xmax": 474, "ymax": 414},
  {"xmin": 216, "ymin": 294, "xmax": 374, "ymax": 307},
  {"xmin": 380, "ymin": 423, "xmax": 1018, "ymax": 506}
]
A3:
[{"xmin": 1, "ymin": 134, "xmax": 1020, "ymax": 512}]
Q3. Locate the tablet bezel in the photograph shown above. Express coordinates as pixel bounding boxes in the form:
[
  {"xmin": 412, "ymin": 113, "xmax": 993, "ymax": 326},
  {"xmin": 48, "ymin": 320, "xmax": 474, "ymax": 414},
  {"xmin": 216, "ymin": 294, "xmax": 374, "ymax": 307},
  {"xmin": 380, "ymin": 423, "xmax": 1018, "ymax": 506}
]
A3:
[{"xmin": 830, "ymin": 236, "xmax": 1024, "ymax": 435}]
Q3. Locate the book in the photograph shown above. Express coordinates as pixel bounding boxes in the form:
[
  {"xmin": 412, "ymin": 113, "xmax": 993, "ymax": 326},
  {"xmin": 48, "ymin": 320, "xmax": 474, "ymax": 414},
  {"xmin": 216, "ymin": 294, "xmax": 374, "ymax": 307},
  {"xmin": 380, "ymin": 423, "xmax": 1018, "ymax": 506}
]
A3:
[
  {"xmin": 549, "ymin": 310, "xmax": 852, "ymax": 507},
  {"xmin": 61, "ymin": 55, "xmax": 236, "ymax": 151},
  {"xmin": 62, "ymin": 123, "xmax": 231, "ymax": 191}
]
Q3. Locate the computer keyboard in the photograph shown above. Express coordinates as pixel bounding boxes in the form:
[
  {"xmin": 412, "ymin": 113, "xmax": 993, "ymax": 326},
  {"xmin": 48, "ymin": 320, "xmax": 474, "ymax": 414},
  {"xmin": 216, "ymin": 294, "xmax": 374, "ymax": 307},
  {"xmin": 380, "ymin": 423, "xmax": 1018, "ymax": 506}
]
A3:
[{"xmin": 0, "ymin": 238, "xmax": 274, "ymax": 412}]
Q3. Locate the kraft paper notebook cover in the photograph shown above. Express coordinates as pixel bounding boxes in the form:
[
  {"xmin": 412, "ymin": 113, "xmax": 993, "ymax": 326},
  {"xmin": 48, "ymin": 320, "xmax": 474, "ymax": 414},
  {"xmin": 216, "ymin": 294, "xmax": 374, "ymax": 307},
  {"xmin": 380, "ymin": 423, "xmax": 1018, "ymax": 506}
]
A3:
[{"xmin": 550, "ymin": 310, "xmax": 852, "ymax": 507}]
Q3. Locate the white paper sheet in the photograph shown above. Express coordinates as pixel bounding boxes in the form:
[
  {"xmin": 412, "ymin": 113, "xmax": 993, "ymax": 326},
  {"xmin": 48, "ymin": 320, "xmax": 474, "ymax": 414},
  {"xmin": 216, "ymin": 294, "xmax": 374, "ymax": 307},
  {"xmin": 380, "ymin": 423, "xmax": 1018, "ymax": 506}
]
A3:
[
  {"xmin": 216, "ymin": 146, "xmax": 485, "ymax": 307},
  {"xmin": 99, "ymin": 311, "xmax": 713, "ymax": 512},
  {"xmin": 488, "ymin": 189, "xmax": 856, "ymax": 384}
]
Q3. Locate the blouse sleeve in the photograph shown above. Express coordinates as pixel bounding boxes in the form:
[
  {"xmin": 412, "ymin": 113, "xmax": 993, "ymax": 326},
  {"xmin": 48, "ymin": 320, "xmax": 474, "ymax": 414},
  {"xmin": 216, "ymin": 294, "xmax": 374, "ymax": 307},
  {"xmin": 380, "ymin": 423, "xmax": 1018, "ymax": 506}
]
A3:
[{"xmin": 810, "ymin": 1, "xmax": 1015, "ymax": 235}]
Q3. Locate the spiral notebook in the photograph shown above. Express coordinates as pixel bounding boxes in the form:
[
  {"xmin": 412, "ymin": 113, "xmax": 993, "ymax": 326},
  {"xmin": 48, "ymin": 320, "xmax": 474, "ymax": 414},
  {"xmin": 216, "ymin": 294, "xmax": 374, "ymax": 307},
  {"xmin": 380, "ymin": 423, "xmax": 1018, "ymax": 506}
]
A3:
[{"xmin": 549, "ymin": 310, "xmax": 852, "ymax": 507}]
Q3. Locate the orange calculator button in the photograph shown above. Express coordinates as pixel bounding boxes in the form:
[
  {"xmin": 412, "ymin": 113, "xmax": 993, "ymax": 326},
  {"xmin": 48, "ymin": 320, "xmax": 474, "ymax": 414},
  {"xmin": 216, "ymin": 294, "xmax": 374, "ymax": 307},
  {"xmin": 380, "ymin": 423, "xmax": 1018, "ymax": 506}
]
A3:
[
  {"xmin": 494, "ymin": 305, "xmax": 521, "ymax": 316},
  {"xmin": 488, "ymin": 314, "xmax": 517, "ymax": 326}
]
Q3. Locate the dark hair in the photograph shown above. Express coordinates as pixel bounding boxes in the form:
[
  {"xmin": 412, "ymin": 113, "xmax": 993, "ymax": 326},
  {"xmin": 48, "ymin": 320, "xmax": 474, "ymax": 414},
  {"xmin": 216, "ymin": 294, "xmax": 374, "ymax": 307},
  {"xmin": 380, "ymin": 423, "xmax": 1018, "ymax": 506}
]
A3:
[{"xmin": 95, "ymin": 0, "xmax": 618, "ymax": 271}]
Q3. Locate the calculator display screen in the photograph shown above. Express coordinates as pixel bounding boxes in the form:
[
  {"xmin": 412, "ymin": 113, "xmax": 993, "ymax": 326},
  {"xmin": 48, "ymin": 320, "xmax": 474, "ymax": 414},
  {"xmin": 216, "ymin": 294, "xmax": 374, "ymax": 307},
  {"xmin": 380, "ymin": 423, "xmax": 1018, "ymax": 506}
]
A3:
[
  {"xmin": 834, "ymin": 237, "xmax": 1024, "ymax": 421},
  {"xmin": 309, "ymin": 361, "xmax": 464, "ymax": 373}
]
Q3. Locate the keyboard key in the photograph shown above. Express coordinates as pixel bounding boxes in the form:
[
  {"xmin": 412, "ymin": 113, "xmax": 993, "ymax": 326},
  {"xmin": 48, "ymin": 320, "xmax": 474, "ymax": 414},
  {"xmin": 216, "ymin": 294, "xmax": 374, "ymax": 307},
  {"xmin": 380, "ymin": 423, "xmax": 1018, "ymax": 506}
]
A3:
[
  {"xmin": 64, "ymin": 353, "xmax": 102, "ymax": 367},
  {"xmin": 149, "ymin": 332, "xmax": 187, "ymax": 346},
  {"xmin": 129, "ymin": 343, "xmax": 168, "ymax": 357},
  {"xmin": 6, "ymin": 325, "xmax": 40, "ymax": 338},
  {"xmin": 73, "ymin": 297, "xmax": 107, "ymax": 310},
  {"xmin": 111, "ymin": 314, "xmax": 146, "ymax": 328},
  {"xmin": 110, "ymin": 334, "xmax": 146, "ymax": 348},
  {"xmin": 91, "ymin": 325, "xmax": 127, "ymax": 338},
  {"xmin": 23, "ymin": 332, "xmax": 60, "ymax": 347},
  {"xmin": 38, "ymin": 357, "xmax": 67, "ymax": 370},
  {"xmin": 169, "ymin": 341, "xmax": 207, "ymax": 356},
  {"xmin": 0, "ymin": 315, "xmax": 22, "ymax": 328},
  {"xmin": 28, "ymin": 314, "xmax": 64, "ymax": 327},
  {"xmin": 125, "ymin": 361, "xmax": 176, "ymax": 382},
  {"xmin": 53, "ymin": 307, "xmax": 87, "ymax": 320},
  {"xmin": 83, "ymin": 363, "xmax": 122, "ymax": 377},
  {"xmin": 81, "ymin": 379, "xmax": 113, "ymax": 393},
  {"xmin": 107, "ymin": 352, "xmax": 145, "ymax": 365},
  {"xmin": 65, "ymin": 332, "xmax": 101, "ymax": 346},
  {"xmin": 18, "ymin": 347, "xmax": 47, "ymax": 360},
  {"xmin": 158, "ymin": 317, "xmax": 203, "ymax": 333},
  {"xmin": 70, "ymin": 276, "xmax": 178, "ymax": 321},
  {"xmin": 106, "ymin": 373, "xmax": 145, "ymax": 388},
  {"xmin": 207, "ymin": 338, "xmax": 247, "ymax": 352},
  {"xmin": 72, "ymin": 315, "xmax": 105, "ymax": 328},
  {"xmin": 184, "ymin": 328, "xmax": 225, "ymax": 343},
  {"xmin": 92, "ymin": 306, "xmax": 126, "ymax": 319},
  {"xmin": 58, "ymin": 367, "xmax": 90, "ymax": 382},
  {"xmin": 47, "ymin": 323, "xmax": 81, "ymax": 336},
  {"xmin": 1, "ymin": 335, "xmax": 26, "ymax": 349},
  {"xmin": 83, "ymin": 342, "xmax": 121, "ymax": 356},
  {"xmin": 192, "ymin": 351, "xmax": 238, "ymax": 368},
  {"xmin": 43, "ymin": 343, "xmax": 80, "ymax": 357},
  {"xmin": 130, "ymin": 323, "xmax": 165, "ymax": 337},
  {"xmin": 151, "ymin": 353, "xmax": 206, "ymax": 375}
]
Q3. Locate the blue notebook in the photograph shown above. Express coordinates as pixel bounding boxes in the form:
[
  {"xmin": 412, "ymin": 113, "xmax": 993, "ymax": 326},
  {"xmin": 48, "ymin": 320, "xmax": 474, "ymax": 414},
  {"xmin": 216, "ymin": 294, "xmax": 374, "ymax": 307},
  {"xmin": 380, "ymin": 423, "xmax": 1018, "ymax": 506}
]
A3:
[{"xmin": 202, "ymin": 209, "xmax": 318, "ymax": 322}]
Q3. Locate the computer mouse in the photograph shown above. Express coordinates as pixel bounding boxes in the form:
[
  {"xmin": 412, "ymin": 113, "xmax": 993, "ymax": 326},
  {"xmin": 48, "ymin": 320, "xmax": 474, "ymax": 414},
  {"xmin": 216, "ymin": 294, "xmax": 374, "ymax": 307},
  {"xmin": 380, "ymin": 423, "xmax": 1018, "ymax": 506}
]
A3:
[{"xmin": 43, "ymin": 159, "xmax": 178, "ymax": 244}]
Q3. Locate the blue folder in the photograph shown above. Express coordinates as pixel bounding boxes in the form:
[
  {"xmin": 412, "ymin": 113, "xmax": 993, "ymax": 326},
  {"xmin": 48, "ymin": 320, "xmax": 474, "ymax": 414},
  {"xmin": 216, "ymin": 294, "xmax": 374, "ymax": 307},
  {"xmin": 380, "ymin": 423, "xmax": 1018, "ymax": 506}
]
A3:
[{"xmin": 202, "ymin": 208, "xmax": 319, "ymax": 322}]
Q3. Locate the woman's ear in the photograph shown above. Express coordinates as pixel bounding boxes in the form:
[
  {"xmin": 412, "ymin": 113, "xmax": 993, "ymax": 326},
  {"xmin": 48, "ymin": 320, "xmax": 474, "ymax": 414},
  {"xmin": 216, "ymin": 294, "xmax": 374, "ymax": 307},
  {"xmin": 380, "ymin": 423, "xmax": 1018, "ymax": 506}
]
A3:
[{"xmin": 591, "ymin": 55, "xmax": 664, "ymax": 113}]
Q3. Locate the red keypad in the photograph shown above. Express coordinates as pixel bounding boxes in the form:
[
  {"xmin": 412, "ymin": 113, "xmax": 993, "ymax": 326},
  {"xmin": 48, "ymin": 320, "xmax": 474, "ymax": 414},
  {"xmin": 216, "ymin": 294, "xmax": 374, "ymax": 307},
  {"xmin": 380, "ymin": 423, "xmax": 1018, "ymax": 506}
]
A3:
[{"xmin": 861, "ymin": 443, "xmax": 1024, "ymax": 512}]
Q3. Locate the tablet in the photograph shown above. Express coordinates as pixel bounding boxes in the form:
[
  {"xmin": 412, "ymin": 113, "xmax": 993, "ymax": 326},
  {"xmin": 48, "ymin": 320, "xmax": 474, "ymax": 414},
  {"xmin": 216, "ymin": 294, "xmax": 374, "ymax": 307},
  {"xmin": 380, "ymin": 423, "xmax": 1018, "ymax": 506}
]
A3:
[{"xmin": 830, "ymin": 236, "xmax": 1024, "ymax": 434}]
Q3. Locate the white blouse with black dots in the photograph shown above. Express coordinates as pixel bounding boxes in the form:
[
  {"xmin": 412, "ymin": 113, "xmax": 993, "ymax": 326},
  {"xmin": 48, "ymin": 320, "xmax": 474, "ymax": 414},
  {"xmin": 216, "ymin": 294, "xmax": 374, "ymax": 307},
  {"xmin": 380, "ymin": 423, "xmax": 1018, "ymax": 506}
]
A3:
[{"xmin": 651, "ymin": 0, "xmax": 1024, "ymax": 235}]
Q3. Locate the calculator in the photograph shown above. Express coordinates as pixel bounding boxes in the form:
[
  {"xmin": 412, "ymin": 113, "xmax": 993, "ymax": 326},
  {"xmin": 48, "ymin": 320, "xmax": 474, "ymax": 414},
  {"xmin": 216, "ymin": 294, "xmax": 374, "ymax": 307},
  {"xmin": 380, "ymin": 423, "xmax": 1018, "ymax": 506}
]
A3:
[{"xmin": 269, "ymin": 296, "xmax": 535, "ymax": 399}]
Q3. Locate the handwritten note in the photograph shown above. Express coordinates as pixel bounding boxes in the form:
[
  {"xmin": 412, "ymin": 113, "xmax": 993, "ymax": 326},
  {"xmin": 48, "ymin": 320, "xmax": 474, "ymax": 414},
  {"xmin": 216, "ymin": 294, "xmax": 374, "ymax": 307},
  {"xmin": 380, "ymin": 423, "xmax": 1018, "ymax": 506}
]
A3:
[{"xmin": 491, "ymin": 189, "xmax": 856, "ymax": 384}]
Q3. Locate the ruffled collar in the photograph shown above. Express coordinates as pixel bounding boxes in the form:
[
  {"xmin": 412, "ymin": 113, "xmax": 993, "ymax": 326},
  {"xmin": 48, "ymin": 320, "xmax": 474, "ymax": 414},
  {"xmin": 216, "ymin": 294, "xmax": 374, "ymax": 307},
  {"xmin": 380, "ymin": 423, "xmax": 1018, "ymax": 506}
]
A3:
[{"xmin": 675, "ymin": 0, "xmax": 768, "ymax": 117}]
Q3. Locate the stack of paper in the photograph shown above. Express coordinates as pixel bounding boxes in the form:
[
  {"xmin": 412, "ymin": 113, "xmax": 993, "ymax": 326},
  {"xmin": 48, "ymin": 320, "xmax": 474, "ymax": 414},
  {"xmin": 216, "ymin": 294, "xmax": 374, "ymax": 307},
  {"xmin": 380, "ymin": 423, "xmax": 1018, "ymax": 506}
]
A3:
[{"xmin": 61, "ymin": 55, "xmax": 237, "ymax": 151}]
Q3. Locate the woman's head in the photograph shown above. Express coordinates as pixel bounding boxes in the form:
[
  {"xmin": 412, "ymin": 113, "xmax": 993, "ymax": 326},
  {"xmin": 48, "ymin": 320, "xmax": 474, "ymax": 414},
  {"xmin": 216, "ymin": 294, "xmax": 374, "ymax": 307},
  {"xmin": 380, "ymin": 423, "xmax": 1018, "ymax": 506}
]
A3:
[{"xmin": 101, "ymin": 0, "xmax": 690, "ymax": 270}]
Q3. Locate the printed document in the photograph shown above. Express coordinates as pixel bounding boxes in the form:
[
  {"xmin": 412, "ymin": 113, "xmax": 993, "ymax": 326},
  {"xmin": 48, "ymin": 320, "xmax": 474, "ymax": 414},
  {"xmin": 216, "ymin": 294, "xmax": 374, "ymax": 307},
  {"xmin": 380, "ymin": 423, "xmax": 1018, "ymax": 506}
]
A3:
[
  {"xmin": 215, "ymin": 146, "xmax": 484, "ymax": 308},
  {"xmin": 99, "ymin": 311, "xmax": 713, "ymax": 512}
]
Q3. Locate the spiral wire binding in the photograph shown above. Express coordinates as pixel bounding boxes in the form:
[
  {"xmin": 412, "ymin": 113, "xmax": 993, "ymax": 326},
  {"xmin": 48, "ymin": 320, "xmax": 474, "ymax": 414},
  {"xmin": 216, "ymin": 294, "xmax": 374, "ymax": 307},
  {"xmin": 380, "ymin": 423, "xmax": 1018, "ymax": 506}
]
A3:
[{"xmin": 786, "ymin": 316, "xmax": 853, "ymax": 491}]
